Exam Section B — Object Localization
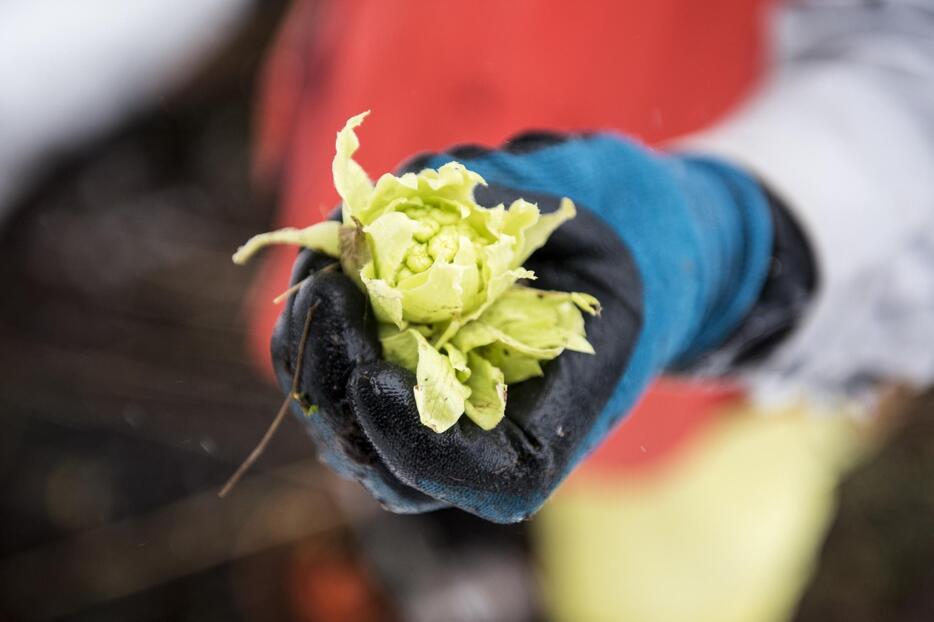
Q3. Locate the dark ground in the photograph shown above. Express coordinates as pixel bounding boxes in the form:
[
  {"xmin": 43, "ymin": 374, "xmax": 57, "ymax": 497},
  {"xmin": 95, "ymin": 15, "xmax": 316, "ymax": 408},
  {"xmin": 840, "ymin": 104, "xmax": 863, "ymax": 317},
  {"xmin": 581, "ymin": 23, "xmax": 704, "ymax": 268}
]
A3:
[
  {"xmin": 0, "ymin": 6, "xmax": 533, "ymax": 621},
  {"xmin": 0, "ymin": 5, "xmax": 375, "ymax": 620},
  {"xmin": 794, "ymin": 390, "xmax": 934, "ymax": 622},
  {"xmin": 0, "ymin": 4, "xmax": 932, "ymax": 620}
]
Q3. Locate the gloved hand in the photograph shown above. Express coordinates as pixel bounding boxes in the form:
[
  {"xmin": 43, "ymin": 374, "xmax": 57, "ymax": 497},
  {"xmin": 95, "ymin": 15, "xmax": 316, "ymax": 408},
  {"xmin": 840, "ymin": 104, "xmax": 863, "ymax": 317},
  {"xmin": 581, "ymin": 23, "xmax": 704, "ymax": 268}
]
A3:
[{"xmin": 272, "ymin": 132, "xmax": 774, "ymax": 522}]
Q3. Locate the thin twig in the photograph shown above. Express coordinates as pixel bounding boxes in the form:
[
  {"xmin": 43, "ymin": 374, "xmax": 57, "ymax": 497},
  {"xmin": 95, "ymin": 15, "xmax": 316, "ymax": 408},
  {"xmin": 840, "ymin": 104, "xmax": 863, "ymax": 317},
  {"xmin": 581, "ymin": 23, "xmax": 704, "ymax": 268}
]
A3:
[
  {"xmin": 291, "ymin": 301, "xmax": 319, "ymax": 397},
  {"xmin": 272, "ymin": 277, "xmax": 309, "ymax": 304},
  {"xmin": 219, "ymin": 302, "xmax": 319, "ymax": 498},
  {"xmin": 218, "ymin": 395, "xmax": 291, "ymax": 498},
  {"xmin": 272, "ymin": 263, "xmax": 337, "ymax": 303}
]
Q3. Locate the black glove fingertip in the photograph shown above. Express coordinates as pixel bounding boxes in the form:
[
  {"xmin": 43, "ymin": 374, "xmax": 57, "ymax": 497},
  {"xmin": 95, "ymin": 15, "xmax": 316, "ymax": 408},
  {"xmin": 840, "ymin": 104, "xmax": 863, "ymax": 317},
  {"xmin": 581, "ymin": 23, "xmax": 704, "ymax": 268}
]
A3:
[{"xmin": 349, "ymin": 361, "xmax": 523, "ymax": 488}]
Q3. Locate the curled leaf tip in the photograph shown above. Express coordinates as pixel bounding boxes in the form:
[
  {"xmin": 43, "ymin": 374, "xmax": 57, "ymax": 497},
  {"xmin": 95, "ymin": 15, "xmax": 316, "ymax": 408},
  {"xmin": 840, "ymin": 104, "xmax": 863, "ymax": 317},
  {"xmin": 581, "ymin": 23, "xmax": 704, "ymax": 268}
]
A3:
[{"xmin": 232, "ymin": 221, "xmax": 341, "ymax": 265}]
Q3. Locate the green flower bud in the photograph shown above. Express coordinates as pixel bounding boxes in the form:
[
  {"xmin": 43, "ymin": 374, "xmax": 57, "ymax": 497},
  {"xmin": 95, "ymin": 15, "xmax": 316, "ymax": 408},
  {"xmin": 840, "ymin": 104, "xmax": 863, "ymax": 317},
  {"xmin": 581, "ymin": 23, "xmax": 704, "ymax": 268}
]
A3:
[
  {"xmin": 430, "ymin": 208, "xmax": 460, "ymax": 225},
  {"xmin": 233, "ymin": 111, "xmax": 598, "ymax": 434},
  {"xmin": 427, "ymin": 226, "xmax": 459, "ymax": 262},
  {"xmin": 412, "ymin": 217, "xmax": 440, "ymax": 243},
  {"xmin": 404, "ymin": 243, "xmax": 433, "ymax": 273}
]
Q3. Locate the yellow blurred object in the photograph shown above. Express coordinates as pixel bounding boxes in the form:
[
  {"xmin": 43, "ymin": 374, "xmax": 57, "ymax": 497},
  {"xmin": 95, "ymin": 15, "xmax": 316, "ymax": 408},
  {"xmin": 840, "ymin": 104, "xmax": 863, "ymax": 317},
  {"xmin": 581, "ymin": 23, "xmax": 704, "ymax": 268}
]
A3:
[{"xmin": 535, "ymin": 402, "xmax": 867, "ymax": 622}]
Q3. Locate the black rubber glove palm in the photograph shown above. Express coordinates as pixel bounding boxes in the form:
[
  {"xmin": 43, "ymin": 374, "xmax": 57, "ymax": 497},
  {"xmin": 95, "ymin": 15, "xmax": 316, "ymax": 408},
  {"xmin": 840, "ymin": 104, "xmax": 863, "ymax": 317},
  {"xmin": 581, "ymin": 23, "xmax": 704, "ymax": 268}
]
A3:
[
  {"xmin": 270, "ymin": 129, "xmax": 778, "ymax": 522},
  {"xmin": 272, "ymin": 180, "xmax": 642, "ymax": 522}
]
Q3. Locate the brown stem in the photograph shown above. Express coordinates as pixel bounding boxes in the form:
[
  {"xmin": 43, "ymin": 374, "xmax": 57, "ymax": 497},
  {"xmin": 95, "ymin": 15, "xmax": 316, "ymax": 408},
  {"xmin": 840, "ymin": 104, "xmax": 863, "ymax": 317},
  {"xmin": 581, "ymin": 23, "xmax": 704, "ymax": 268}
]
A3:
[
  {"xmin": 219, "ymin": 301, "xmax": 319, "ymax": 497},
  {"xmin": 272, "ymin": 277, "xmax": 309, "ymax": 304}
]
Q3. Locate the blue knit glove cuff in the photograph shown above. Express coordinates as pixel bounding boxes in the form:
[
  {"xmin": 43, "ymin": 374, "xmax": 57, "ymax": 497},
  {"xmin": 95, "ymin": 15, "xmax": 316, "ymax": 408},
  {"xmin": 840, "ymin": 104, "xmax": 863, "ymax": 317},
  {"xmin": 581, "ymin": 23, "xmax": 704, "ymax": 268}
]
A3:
[{"xmin": 427, "ymin": 135, "xmax": 773, "ymax": 467}]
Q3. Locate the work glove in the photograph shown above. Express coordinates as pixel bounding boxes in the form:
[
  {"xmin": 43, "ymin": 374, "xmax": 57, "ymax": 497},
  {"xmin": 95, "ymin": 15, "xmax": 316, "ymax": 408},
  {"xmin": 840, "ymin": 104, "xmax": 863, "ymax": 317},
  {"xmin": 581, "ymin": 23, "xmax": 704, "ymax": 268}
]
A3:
[{"xmin": 272, "ymin": 131, "xmax": 778, "ymax": 523}]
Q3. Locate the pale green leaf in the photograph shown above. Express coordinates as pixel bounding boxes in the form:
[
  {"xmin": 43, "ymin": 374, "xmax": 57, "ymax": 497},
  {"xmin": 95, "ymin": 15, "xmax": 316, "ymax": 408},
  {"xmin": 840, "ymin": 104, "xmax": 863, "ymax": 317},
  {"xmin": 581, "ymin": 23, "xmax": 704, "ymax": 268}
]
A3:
[
  {"xmin": 450, "ymin": 317, "xmax": 499, "ymax": 353},
  {"xmin": 484, "ymin": 346, "xmax": 545, "ymax": 384},
  {"xmin": 442, "ymin": 342, "xmax": 471, "ymax": 383},
  {"xmin": 365, "ymin": 211, "xmax": 419, "ymax": 286},
  {"xmin": 411, "ymin": 330, "xmax": 472, "ymax": 433},
  {"xmin": 398, "ymin": 260, "xmax": 470, "ymax": 324},
  {"xmin": 380, "ymin": 326, "xmax": 420, "ymax": 372},
  {"xmin": 433, "ymin": 235, "xmax": 535, "ymax": 347},
  {"xmin": 501, "ymin": 198, "xmax": 541, "ymax": 263},
  {"xmin": 452, "ymin": 285, "xmax": 598, "ymax": 384},
  {"xmin": 571, "ymin": 291, "xmax": 602, "ymax": 316},
  {"xmin": 333, "ymin": 111, "xmax": 375, "ymax": 223},
  {"xmin": 464, "ymin": 352, "xmax": 507, "ymax": 430},
  {"xmin": 232, "ymin": 220, "xmax": 341, "ymax": 265},
  {"xmin": 360, "ymin": 261, "xmax": 405, "ymax": 328},
  {"xmin": 515, "ymin": 197, "xmax": 577, "ymax": 266}
]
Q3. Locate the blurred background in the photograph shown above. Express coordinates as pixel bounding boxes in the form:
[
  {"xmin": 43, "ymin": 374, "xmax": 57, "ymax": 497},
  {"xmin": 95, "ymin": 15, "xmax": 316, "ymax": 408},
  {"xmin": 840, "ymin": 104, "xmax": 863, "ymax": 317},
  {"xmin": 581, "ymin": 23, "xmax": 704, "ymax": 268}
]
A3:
[{"xmin": 1, "ymin": 1, "xmax": 933, "ymax": 621}]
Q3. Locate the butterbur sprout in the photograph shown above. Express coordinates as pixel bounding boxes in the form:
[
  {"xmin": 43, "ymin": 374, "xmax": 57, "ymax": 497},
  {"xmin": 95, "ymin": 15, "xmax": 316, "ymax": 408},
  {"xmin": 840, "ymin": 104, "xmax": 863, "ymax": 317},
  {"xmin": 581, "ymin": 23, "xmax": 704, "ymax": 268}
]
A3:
[{"xmin": 234, "ymin": 112, "xmax": 599, "ymax": 433}]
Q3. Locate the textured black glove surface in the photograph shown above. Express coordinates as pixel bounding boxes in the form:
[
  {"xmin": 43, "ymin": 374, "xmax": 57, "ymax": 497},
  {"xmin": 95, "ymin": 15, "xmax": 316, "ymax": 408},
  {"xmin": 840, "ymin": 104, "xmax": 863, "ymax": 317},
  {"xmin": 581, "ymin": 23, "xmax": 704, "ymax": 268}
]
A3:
[{"xmin": 271, "ymin": 183, "xmax": 642, "ymax": 521}]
